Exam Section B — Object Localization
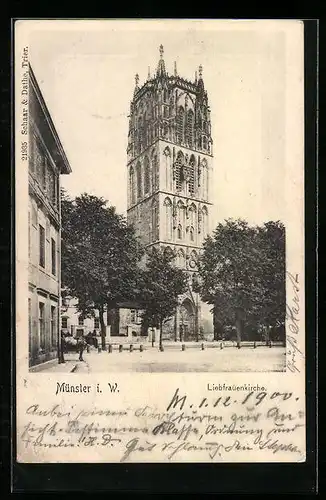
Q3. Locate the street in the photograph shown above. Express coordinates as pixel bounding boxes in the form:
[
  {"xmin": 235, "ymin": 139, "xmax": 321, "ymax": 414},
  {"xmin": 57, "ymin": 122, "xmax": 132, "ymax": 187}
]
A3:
[{"xmin": 36, "ymin": 344, "xmax": 286, "ymax": 373}]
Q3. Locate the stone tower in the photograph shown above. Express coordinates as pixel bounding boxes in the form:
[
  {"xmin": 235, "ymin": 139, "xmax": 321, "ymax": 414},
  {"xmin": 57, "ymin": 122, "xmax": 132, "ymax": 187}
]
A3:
[{"xmin": 127, "ymin": 46, "xmax": 213, "ymax": 340}]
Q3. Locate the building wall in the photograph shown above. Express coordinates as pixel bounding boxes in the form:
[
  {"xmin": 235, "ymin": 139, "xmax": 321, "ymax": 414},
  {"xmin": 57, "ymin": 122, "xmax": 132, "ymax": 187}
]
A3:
[
  {"xmin": 60, "ymin": 301, "xmax": 103, "ymax": 337},
  {"xmin": 28, "ymin": 66, "xmax": 71, "ymax": 367}
]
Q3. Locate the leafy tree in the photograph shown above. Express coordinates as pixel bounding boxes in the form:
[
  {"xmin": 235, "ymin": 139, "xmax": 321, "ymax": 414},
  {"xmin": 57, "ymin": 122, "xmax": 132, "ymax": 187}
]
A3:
[
  {"xmin": 61, "ymin": 192, "xmax": 143, "ymax": 348},
  {"xmin": 196, "ymin": 218, "xmax": 285, "ymax": 345},
  {"xmin": 138, "ymin": 247, "xmax": 188, "ymax": 351}
]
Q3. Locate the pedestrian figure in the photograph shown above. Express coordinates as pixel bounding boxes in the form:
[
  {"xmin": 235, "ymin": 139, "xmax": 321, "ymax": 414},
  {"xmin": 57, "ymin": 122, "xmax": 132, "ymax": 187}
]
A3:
[{"xmin": 77, "ymin": 336, "xmax": 87, "ymax": 361}]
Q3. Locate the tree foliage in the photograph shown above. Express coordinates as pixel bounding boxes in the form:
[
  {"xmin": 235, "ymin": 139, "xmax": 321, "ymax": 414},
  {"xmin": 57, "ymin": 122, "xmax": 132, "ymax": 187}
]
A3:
[
  {"xmin": 61, "ymin": 191, "xmax": 143, "ymax": 347},
  {"xmin": 138, "ymin": 247, "xmax": 188, "ymax": 350},
  {"xmin": 196, "ymin": 218, "xmax": 285, "ymax": 343}
]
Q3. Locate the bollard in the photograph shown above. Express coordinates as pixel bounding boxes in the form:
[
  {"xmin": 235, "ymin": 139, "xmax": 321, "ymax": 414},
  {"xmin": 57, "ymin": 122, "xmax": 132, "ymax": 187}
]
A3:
[
  {"xmin": 108, "ymin": 344, "xmax": 112, "ymax": 353},
  {"xmin": 98, "ymin": 346, "xmax": 102, "ymax": 353},
  {"xmin": 129, "ymin": 344, "xmax": 133, "ymax": 353},
  {"xmin": 119, "ymin": 344, "xmax": 123, "ymax": 353},
  {"xmin": 269, "ymin": 340, "xmax": 272, "ymax": 348},
  {"xmin": 253, "ymin": 341, "xmax": 256, "ymax": 349},
  {"xmin": 140, "ymin": 345, "xmax": 143, "ymax": 352},
  {"xmin": 220, "ymin": 341, "xmax": 223, "ymax": 350},
  {"xmin": 159, "ymin": 345, "xmax": 164, "ymax": 352},
  {"xmin": 182, "ymin": 344, "xmax": 185, "ymax": 351},
  {"xmin": 201, "ymin": 343, "xmax": 205, "ymax": 351}
]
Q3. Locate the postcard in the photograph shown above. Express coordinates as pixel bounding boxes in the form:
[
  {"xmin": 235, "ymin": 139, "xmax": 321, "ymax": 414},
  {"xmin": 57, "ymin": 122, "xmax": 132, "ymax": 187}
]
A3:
[{"xmin": 15, "ymin": 19, "xmax": 305, "ymax": 463}]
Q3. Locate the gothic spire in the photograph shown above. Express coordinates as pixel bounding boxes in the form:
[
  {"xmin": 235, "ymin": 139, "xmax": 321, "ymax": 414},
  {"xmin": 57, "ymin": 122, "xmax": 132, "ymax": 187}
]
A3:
[
  {"xmin": 197, "ymin": 64, "xmax": 204, "ymax": 92},
  {"xmin": 156, "ymin": 44, "xmax": 166, "ymax": 77},
  {"xmin": 134, "ymin": 73, "xmax": 140, "ymax": 93},
  {"xmin": 174, "ymin": 61, "xmax": 177, "ymax": 77}
]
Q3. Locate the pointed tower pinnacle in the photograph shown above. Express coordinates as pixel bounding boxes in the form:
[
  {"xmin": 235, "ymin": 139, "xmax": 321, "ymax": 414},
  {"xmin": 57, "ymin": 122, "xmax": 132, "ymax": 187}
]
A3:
[
  {"xmin": 174, "ymin": 61, "xmax": 178, "ymax": 76},
  {"xmin": 156, "ymin": 44, "xmax": 166, "ymax": 77},
  {"xmin": 148, "ymin": 66, "xmax": 151, "ymax": 80},
  {"xmin": 197, "ymin": 64, "xmax": 204, "ymax": 92},
  {"xmin": 134, "ymin": 73, "xmax": 140, "ymax": 93}
]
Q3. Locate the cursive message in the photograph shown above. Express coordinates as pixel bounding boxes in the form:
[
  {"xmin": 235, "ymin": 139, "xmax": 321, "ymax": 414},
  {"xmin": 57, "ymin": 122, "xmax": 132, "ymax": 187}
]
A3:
[
  {"xmin": 18, "ymin": 385, "xmax": 305, "ymax": 463},
  {"xmin": 286, "ymin": 272, "xmax": 304, "ymax": 373}
]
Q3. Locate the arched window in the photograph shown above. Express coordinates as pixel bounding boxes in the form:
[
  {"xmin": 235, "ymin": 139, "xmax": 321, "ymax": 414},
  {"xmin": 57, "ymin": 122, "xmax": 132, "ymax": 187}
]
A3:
[
  {"xmin": 177, "ymin": 249, "xmax": 185, "ymax": 268},
  {"xmin": 129, "ymin": 166, "xmax": 135, "ymax": 204},
  {"xmin": 201, "ymin": 159, "xmax": 208, "ymax": 200},
  {"xmin": 175, "ymin": 151, "xmax": 184, "ymax": 191},
  {"xmin": 176, "ymin": 106, "xmax": 184, "ymax": 144},
  {"xmin": 151, "ymin": 154, "xmax": 158, "ymax": 191},
  {"xmin": 144, "ymin": 157, "xmax": 150, "ymax": 195},
  {"xmin": 177, "ymin": 200, "xmax": 185, "ymax": 231},
  {"xmin": 138, "ymin": 116, "xmax": 143, "ymax": 153},
  {"xmin": 177, "ymin": 224, "xmax": 182, "ymax": 240},
  {"xmin": 190, "ymin": 226, "xmax": 194, "ymax": 242},
  {"xmin": 186, "ymin": 109, "xmax": 194, "ymax": 148},
  {"xmin": 136, "ymin": 162, "xmax": 142, "ymax": 199},
  {"xmin": 203, "ymin": 136, "xmax": 207, "ymax": 151},
  {"xmin": 163, "ymin": 147, "xmax": 172, "ymax": 191},
  {"xmin": 202, "ymin": 205, "xmax": 208, "ymax": 237},
  {"xmin": 164, "ymin": 198, "xmax": 172, "ymax": 241},
  {"xmin": 188, "ymin": 155, "xmax": 195, "ymax": 196},
  {"xmin": 152, "ymin": 201, "xmax": 158, "ymax": 242}
]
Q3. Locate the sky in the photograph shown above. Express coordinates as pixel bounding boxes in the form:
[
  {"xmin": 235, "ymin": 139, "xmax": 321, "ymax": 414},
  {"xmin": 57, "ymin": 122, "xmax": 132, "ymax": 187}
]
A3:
[{"xmin": 27, "ymin": 19, "xmax": 294, "ymax": 227}]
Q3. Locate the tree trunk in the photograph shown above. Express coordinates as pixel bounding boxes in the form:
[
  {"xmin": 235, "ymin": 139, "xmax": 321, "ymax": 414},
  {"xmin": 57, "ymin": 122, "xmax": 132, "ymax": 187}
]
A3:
[
  {"xmin": 99, "ymin": 304, "xmax": 106, "ymax": 350},
  {"xmin": 213, "ymin": 305, "xmax": 219, "ymax": 341},
  {"xmin": 159, "ymin": 319, "xmax": 163, "ymax": 351},
  {"xmin": 235, "ymin": 312, "xmax": 244, "ymax": 348}
]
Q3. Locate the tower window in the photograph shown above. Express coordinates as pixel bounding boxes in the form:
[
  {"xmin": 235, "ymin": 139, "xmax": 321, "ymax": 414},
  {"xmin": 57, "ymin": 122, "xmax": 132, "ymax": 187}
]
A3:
[
  {"xmin": 177, "ymin": 224, "xmax": 182, "ymax": 239},
  {"xmin": 186, "ymin": 110, "xmax": 194, "ymax": 148},
  {"xmin": 130, "ymin": 166, "xmax": 135, "ymax": 204},
  {"xmin": 136, "ymin": 162, "xmax": 142, "ymax": 199},
  {"xmin": 188, "ymin": 156, "xmax": 195, "ymax": 195},
  {"xmin": 175, "ymin": 152, "xmax": 184, "ymax": 191},
  {"xmin": 94, "ymin": 317, "xmax": 100, "ymax": 329},
  {"xmin": 190, "ymin": 226, "xmax": 194, "ymax": 241},
  {"xmin": 144, "ymin": 157, "xmax": 150, "ymax": 195},
  {"xmin": 176, "ymin": 106, "xmax": 184, "ymax": 144},
  {"xmin": 78, "ymin": 316, "xmax": 84, "ymax": 326},
  {"xmin": 61, "ymin": 317, "xmax": 68, "ymax": 329}
]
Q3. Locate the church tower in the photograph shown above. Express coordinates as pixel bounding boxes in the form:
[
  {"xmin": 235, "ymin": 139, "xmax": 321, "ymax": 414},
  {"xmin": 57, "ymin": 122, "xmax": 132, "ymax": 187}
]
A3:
[{"xmin": 127, "ymin": 46, "xmax": 213, "ymax": 340}]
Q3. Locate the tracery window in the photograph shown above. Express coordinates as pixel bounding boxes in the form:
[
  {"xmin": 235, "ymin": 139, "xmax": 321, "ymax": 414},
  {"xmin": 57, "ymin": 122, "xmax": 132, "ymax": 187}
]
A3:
[
  {"xmin": 175, "ymin": 151, "xmax": 184, "ymax": 191},
  {"xmin": 177, "ymin": 248, "xmax": 185, "ymax": 268},
  {"xmin": 177, "ymin": 224, "xmax": 182, "ymax": 240},
  {"xmin": 188, "ymin": 155, "xmax": 195, "ymax": 196},
  {"xmin": 130, "ymin": 166, "xmax": 135, "ymax": 204},
  {"xmin": 164, "ymin": 197, "xmax": 172, "ymax": 241},
  {"xmin": 176, "ymin": 106, "xmax": 184, "ymax": 144},
  {"xmin": 144, "ymin": 157, "xmax": 150, "ymax": 195},
  {"xmin": 186, "ymin": 109, "xmax": 194, "ymax": 148},
  {"xmin": 163, "ymin": 147, "xmax": 172, "ymax": 191},
  {"xmin": 202, "ymin": 205, "xmax": 208, "ymax": 237},
  {"xmin": 136, "ymin": 162, "xmax": 142, "ymax": 199}
]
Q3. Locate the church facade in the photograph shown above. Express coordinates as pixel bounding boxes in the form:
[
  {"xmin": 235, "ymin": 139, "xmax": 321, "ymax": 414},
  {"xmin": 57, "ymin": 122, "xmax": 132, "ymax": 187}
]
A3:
[{"xmin": 126, "ymin": 46, "xmax": 213, "ymax": 340}]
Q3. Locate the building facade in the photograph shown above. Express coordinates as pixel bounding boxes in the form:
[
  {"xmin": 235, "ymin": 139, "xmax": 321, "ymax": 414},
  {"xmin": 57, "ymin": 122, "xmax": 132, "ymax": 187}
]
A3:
[
  {"xmin": 28, "ymin": 65, "xmax": 72, "ymax": 367},
  {"xmin": 126, "ymin": 46, "xmax": 213, "ymax": 340}
]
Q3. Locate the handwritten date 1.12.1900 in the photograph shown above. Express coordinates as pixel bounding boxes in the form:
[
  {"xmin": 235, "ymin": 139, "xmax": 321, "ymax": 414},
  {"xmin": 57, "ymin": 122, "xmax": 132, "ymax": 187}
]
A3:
[{"xmin": 166, "ymin": 388, "xmax": 298, "ymax": 413}]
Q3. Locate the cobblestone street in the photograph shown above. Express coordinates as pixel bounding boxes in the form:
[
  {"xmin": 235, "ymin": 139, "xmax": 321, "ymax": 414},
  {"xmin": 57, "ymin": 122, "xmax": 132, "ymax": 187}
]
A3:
[{"xmin": 34, "ymin": 343, "xmax": 286, "ymax": 373}]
